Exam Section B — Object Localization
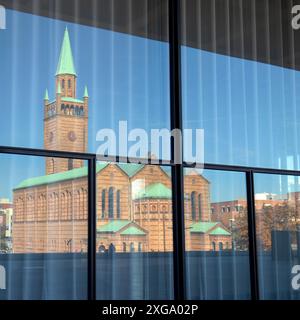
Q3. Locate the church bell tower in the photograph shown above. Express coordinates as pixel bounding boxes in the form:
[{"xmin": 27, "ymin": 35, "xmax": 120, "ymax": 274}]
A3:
[{"xmin": 44, "ymin": 27, "xmax": 89, "ymax": 174}]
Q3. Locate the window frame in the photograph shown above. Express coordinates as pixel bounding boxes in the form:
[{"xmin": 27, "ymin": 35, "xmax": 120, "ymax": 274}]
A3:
[{"xmin": 2, "ymin": 0, "xmax": 300, "ymax": 301}]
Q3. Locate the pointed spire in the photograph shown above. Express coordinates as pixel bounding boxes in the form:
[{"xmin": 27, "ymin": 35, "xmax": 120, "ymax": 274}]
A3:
[
  {"xmin": 83, "ymin": 85, "xmax": 89, "ymax": 98},
  {"xmin": 44, "ymin": 89, "xmax": 49, "ymax": 101},
  {"xmin": 56, "ymin": 27, "xmax": 77, "ymax": 76},
  {"xmin": 57, "ymin": 82, "xmax": 61, "ymax": 95}
]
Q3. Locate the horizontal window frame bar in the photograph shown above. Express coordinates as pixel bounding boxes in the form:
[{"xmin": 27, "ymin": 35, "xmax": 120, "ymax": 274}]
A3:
[
  {"xmin": 0, "ymin": 146, "xmax": 96, "ymax": 160},
  {"xmin": 1, "ymin": 146, "xmax": 300, "ymax": 177},
  {"xmin": 187, "ymin": 162, "xmax": 300, "ymax": 176}
]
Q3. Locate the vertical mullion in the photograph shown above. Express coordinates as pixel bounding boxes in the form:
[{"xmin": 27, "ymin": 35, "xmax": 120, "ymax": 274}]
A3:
[
  {"xmin": 246, "ymin": 170, "xmax": 260, "ymax": 300},
  {"xmin": 169, "ymin": 0, "xmax": 186, "ymax": 300},
  {"xmin": 88, "ymin": 156, "xmax": 97, "ymax": 300}
]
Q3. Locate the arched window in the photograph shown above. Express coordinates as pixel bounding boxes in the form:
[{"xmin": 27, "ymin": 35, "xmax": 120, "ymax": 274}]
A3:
[
  {"xmin": 61, "ymin": 104, "xmax": 65, "ymax": 112},
  {"xmin": 130, "ymin": 242, "xmax": 135, "ymax": 252},
  {"xmin": 116, "ymin": 190, "xmax": 121, "ymax": 218},
  {"xmin": 191, "ymin": 191, "xmax": 196, "ymax": 220},
  {"xmin": 26, "ymin": 194, "xmax": 35, "ymax": 221},
  {"xmin": 80, "ymin": 188, "xmax": 88, "ymax": 219},
  {"xmin": 74, "ymin": 190, "xmax": 80, "ymax": 220},
  {"xmin": 16, "ymin": 197, "xmax": 24, "ymax": 222},
  {"xmin": 68, "ymin": 79, "xmax": 71, "ymax": 89},
  {"xmin": 108, "ymin": 187, "xmax": 114, "ymax": 218},
  {"xmin": 79, "ymin": 188, "xmax": 84, "ymax": 219},
  {"xmin": 53, "ymin": 193, "xmax": 59, "ymax": 220},
  {"xmin": 198, "ymin": 194, "xmax": 202, "ymax": 221},
  {"xmin": 83, "ymin": 189, "xmax": 88, "ymax": 219},
  {"xmin": 219, "ymin": 242, "xmax": 223, "ymax": 251},
  {"xmin": 68, "ymin": 159, "xmax": 73, "ymax": 170},
  {"xmin": 80, "ymin": 106, "xmax": 84, "ymax": 116},
  {"xmin": 138, "ymin": 243, "xmax": 142, "ymax": 252},
  {"xmin": 67, "ymin": 191, "xmax": 72, "ymax": 220},
  {"xmin": 101, "ymin": 189, "xmax": 106, "ymax": 218},
  {"xmin": 62, "ymin": 79, "xmax": 65, "ymax": 89},
  {"xmin": 61, "ymin": 193, "xmax": 67, "ymax": 220},
  {"xmin": 49, "ymin": 193, "xmax": 54, "ymax": 221},
  {"xmin": 123, "ymin": 242, "xmax": 126, "ymax": 252},
  {"xmin": 212, "ymin": 242, "xmax": 216, "ymax": 251}
]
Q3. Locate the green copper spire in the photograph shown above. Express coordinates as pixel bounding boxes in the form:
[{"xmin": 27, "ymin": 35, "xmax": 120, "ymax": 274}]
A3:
[
  {"xmin": 83, "ymin": 85, "xmax": 88, "ymax": 98},
  {"xmin": 57, "ymin": 82, "xmax": 61, "ymax": 95},
  {"xmin": 44, "ymin": 89, "xmax": 49, "ymax": 100},
  {"xmin": 56, "ymin": 27, "xmax": 77, "ymax": 76}
]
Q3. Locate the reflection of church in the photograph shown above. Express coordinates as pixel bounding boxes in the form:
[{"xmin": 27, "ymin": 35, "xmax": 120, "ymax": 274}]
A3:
[{"xmin": 12, "ymin": 28, "xmax": 231, "ymax": 253}]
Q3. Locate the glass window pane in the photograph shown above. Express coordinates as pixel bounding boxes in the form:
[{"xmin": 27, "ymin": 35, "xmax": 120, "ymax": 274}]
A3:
[
  {"xmin": 254, "ymin": 173, "xmax": 300, "ymax": 300},
  {"xmin": 96, "ymin": 162, "xmax": 173, "ymax": 299},
  {"xmin": 0, "ymin": 154, "xmax": 88, "ymax": 300},
  {"xmin": 184, "ymin": 169, "xmax": 251, "ymax": 299},
  {"xmin": 181, "ymin": 0, "xmax": 300, "ymax": 170},
  {"xmin": 0, "ymin": 2, "xmax": 170, "ymax": 159}
]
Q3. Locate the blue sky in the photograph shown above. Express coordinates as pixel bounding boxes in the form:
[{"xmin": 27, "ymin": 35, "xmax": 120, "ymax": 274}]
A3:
[{"xmin": 0, "ymin": 9, "xmax": 300, "ymax": 201}]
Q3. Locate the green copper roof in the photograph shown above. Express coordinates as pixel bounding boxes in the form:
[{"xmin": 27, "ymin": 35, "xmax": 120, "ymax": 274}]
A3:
[
  {"xmin": 61, "ymin": 97, "xmax": 84, "ymax": 104},
  {"xmin": 190, "ymin": 222, "xmax": 218, "ymax": 233},
  {"xmin": 133, "ymin": 182, "xmax": 172, "ymax": 200},
  {"xmin": 209, "ymin": 227, "xmax": 231, "ymax": 236},
  {"xmin": 14, "ymin": 161, "xmax": 207, "ymax": 191},
  {"xmin": 14, "ymin": 163, "xmax": 108, "ymax": 190},
  {"xmin": 44, "ymin": 89, "xmax": 49, "ymax": 100},
  {"xmin": 83, "ymin": 85, "xmax": 89, "ymax": 98},
  {"xmin": 56, "ymin": 27, "xmax": 77, "ymax": 76},
  {"xmin": 57, "ymin": 82, "xmax": 61, "ymax": 94},
  {"xmin": 117, "ymin": 163, "xmax": 144, "ymax": 177},
  {"xmin": 97, "ymin": 220, "xmax": 131, "ymax": 233},
  {"xmin": 15, "ymin": 162, "xmax": 145, "ymax": 190},
  {"xmin": 120, "ymin": 226, "xmax": 146, "ymax": 236}
]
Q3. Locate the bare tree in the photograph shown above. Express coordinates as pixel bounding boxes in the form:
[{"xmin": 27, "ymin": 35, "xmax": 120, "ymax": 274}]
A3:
[{"xmin": 234, "ymin": 203, "xmax": 300, "ymax": 251}]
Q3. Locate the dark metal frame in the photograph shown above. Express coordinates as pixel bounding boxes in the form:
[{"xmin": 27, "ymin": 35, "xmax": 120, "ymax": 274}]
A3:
[
  {"xmin": 0, "ymin": 146, "xmax": 97, "ymax": 300},
  {"xmin": 169, "ymin": 0, "xmax": 186, "ymax": 301},
  {"xmin": 2, "ymin": 145, "xmax": 300, "ymax": 301},
  {"xmin": 1, "ymin": 0, "xmax": 300, "ymax": 301}
]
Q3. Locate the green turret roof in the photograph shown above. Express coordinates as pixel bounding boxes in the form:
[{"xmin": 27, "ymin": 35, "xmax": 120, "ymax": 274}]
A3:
[
  {"xmin": 56, "ymin": 27, "xmax": 77, "ymax": 76},
  {"xmin": 44, "ymin": 89, "xmax": 49, "ymax": 100},
  {"xmin": 83, "ymin": 85, "xmax": 89, "ymax": 98},
  {"xmin": 133, "ymin": 182, "xmax": 172, "ymax": 200}
]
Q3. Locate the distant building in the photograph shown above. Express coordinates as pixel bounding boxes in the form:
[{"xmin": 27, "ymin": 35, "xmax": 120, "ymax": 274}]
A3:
[
  {"xmin": 255, "ymin": 192, "xmax": 277, "ymax": 200},
  {"xmin": 0, "ymin": 198, "xmax": 13, "ymax": 238},
  {"xmin": 211, "ymin": 198, "xmax": 286, "ymax": 230},
  {"xmin": 12, "ymin": 28, "xmax": 230, "ymax": 254}
]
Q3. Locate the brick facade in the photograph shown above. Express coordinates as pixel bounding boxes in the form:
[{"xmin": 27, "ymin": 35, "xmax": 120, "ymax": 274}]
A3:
[{"xmin": 12, "ymin": 29, "xmax": 230, "ymax": 254}]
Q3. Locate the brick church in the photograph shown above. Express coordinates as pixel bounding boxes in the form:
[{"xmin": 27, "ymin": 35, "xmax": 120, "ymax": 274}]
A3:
[{"xmin": 12, "ymin": 28, "xmax": 231, "ymax": 253}]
